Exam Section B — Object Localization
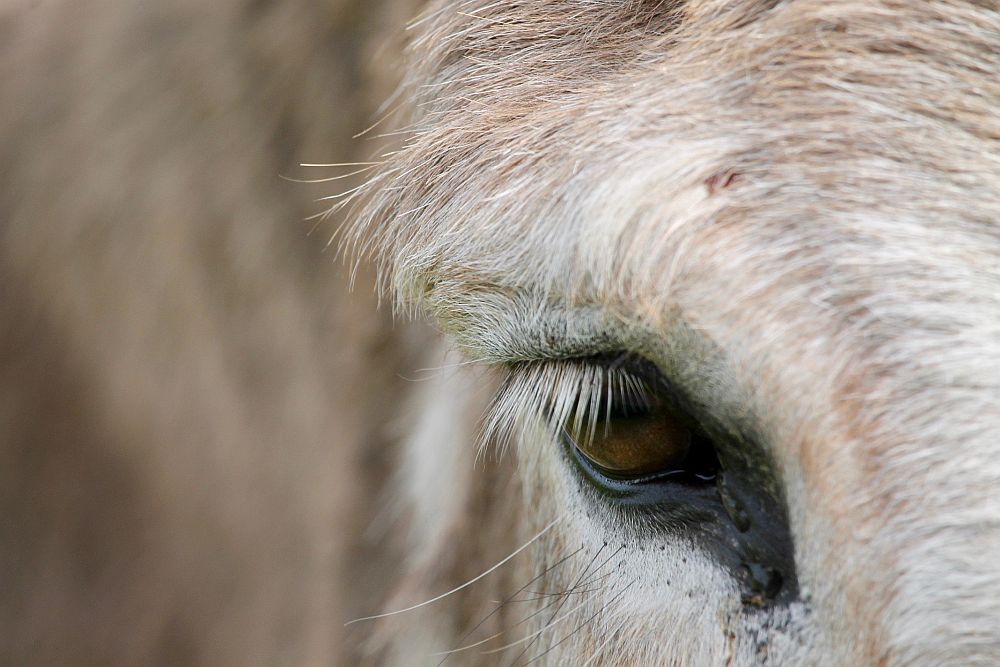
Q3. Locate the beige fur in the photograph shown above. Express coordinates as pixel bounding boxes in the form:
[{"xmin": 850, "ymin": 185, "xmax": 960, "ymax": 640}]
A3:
[
  {"xmin": 348, "ymin": 1, "xmax": 1000, "ymax": 665},
  {"xmin": 1, "ymin": 1, "xmax": 424, "ymax": 665},
  {"xmin": 5, "ymin": 1, "xmax": 999, "ymax": 665}
]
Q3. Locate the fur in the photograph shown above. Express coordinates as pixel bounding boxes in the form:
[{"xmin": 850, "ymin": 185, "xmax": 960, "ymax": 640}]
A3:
[
  {"xmin": 349, "ymin": 1, "xmax": 1000, "ymax": 665},
  {"xmin": 5, "ymin": 1, "xmax": 998, "ymax": 665},
  {"xmin": 0, "ymin": 1, "xmax": 424, "ymax": 665}
]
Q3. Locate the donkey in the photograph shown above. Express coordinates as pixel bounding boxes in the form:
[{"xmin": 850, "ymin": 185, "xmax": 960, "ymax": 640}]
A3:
[
  {"xmin": 3, "ymin": 0, "xmax": 997, "ymax": 665},
  {"xmin": 346, "ymin": 1, "xmax": 1000, "ymax": 665}
]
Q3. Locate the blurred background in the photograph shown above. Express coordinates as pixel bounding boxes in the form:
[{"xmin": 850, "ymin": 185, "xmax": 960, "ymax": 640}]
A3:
[{"xmin": 1, "ymin": 1, "xmax": 427, "ymax": 664}]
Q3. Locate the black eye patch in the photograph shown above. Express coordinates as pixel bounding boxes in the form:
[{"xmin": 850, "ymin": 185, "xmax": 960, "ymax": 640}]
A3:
[{"xmin": 559, "ymin": 353, "xmax": 798, "ymax": 608}]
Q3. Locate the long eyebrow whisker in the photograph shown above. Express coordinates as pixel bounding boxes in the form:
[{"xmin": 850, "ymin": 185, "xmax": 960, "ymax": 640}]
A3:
[
  {"xmin": 430, "ymin": 630, "xmax": 506, "ymax": 657},
  {"xmin": 279, "ymin": 165, "xmax": 378, "ymax": 183}
]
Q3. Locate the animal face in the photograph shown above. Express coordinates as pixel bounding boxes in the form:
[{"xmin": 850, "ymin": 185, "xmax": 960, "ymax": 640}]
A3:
[{"xmin": 350, "ymin": 1, "xmax": 1000, "ymax": 665}]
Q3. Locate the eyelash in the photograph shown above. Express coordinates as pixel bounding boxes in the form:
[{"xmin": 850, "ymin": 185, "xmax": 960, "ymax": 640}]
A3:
[{"xmin": 481, "ymin": 353, "xmax": 654, "ymax": 458}]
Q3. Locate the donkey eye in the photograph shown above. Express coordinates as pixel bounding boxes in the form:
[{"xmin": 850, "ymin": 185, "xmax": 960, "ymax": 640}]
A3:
[
  {"xmin": 498, "ymin": 353, "xmax": 796, "ymax": 603},
  {"xmin": 567, "ymin": 399, "xmax": 690, "ymax": 477},
  {"xmin": 563, "ymin": 372, "xmax": 720, "ymax": 484}
]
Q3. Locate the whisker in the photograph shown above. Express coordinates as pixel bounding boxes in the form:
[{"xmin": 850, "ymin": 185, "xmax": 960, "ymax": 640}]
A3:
[
  {"xmin": 580, "ymin": 616, "xmax": 630, "ymax": 667},
  {"xmin": 574, "ymin": 570, "xmax": 615, "ymax": 590},
  {"xmin": 433, "ymin": 545, "xmax": 584, "ymax": 665},
  {"xmin": 314, "ymin": 181, "xmax": 369, "ymax": 202},
  {"xmin": 298, "ymin": 161, "xmax": 381, "ymax": 167},
  {"xmin": 506, "ymin": 586, "xmax": 604, "ymax": 603},
  {"xmin": 430, "ymin": 631, "xmax": 507, "ymax": 657},
  {"xmin": 498, "ymin": 583, "xmax": 590, "ymax": 634},
  {"xmin": 506, "ymin": 542, "xmax": 614, "ymax": 665},
  {"xmin": 351, "ymin": 98, "xmax": 406, "ymax": 139},
  {"xmin": 486, "ymin": 556, "xmax": 621, "ymax": 655},
  {"xmin": 523, "ymin": 580, "xmax": 637, "ymax": 665},
  {"xmin": 279, "ymin": 166, "xmax": 377, "ymax": 184},
  {"xmin": 585, "ymin": 545, "xmax": 626, "ymax": 583},
  {"xmin": 345, "ymin": 516, "xmax": 562, "ymax": 626},
  {"xmin": 480, "ymin": 596, "xmax": 597, "ymax": 655},
  {"xmin": 510, "ymin": 572, "xmax": 612, "ymax": 601}
]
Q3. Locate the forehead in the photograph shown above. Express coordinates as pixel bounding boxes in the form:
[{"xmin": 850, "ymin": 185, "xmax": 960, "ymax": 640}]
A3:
[{"xmin": 362, "ymin": 0, "xmax": 998, "ymax": 328}]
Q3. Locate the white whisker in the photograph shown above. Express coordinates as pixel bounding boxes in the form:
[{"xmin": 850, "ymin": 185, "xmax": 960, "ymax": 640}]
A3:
[
  {"xmin": 429, "ymin": 630, "xmax": 506, "ymax": 656},
  {"xmin": 298, "ymin": 161, "xmax": 381, "ymax": 167},
  {"xmin": 345, "ymin": 516, "xmax": 562, "ymax": 626},
  {"xmin": 279, "ymin": 166, "xmax": 377, "ymax": 184}
]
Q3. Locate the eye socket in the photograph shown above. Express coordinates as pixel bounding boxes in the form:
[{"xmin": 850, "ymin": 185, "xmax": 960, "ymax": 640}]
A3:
[
  {"xmin": 495, "ymin": 351, "xmax": 796, "ymax": 604},
  {"xmin": 562, "ymin": 366, "xmax": 720, "ymax": 484}
]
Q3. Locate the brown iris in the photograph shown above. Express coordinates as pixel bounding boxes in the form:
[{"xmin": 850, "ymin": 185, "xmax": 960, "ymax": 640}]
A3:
[{"xmin": 565, "ymin": 396, "xmax": 695, "ymax": 479}]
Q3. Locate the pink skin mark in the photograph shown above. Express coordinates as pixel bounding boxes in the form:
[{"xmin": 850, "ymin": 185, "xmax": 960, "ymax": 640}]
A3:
[{"xmin": 705, "ymin": 170, "xmax": 739, "ymax": 196}]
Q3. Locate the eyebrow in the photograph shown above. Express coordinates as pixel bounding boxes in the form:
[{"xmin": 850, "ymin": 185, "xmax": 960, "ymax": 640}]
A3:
[{"xmin": 429, "ymin": 289, "xmax": 627, "ymax": 364}]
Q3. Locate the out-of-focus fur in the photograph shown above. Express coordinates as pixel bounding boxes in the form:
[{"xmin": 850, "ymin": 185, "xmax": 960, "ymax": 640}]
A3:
[
  {"xmin": 349, "ymin": 1, "xmax": 1000, "ymax": 665},
  {"xmin": 1, "ymin": 1, "xmax": 426, "ymax": 665}
]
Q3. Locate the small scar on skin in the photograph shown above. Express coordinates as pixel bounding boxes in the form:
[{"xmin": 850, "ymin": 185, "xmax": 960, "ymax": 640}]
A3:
[{"xmin": 705, "ymin": 170, "xmax": 739, "ymax": 195}]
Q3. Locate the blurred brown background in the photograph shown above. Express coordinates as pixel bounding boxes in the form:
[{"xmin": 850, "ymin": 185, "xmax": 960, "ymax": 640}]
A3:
[{"xmin": 0, "ymin": 1, "xmax": 424, "ymax": 664}]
